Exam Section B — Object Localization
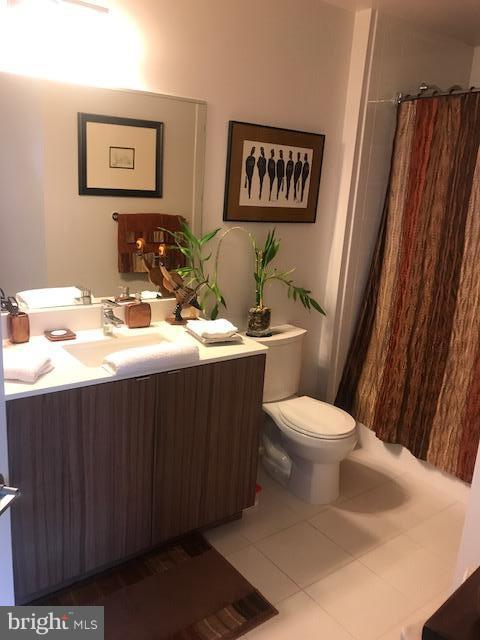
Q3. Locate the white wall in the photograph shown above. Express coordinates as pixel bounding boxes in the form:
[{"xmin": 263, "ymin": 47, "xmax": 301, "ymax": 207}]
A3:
[
  {"xmin": 116, "ymin": 0, "xmax": 356, "ymax": 396},
  {"xmin": 455, "ymin": 442, "xmax": 480, "ymax": 587},
  {"xmin": 470, "ymin": 46, "xmax": 480, "ymax": 85},
  {"xmin": 328, "ymin": 11, "xmax": 474, "ymax": 399},
  {"xmin": 0, "ymin": 73, "xmax": 47, "ymax": 294}
]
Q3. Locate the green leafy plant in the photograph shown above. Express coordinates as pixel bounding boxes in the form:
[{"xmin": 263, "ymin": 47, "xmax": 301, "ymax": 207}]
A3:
[
  {"xmin": 253, "ymin": 229, "xmax": 326, "ymax": 314},
  {"xmin": 160, "ymin": 221, "xmax": 226, "ymax": 319},
  {"xmin": 162, "ymin": 222, "xmax": 325, "ymax": 320}
]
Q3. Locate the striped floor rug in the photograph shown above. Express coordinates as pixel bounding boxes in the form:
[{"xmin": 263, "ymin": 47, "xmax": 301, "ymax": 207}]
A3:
[{"xmin": 35, "ymin": 533, "xmax": 278, "ymax": 639}]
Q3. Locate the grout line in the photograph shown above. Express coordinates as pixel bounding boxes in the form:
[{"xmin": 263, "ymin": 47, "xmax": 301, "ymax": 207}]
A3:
[
  {"xmin": 229, "ymin": 543, "xmax": 302, "ymax": 601},
  {"xmin": 301, "ymin": 589, "xmax": 358, "ymax": 639},
  {"xmin": 252, "ymin": 521, "xmax": 358, "ymax": 591},
  {"xmin": 355, "ymin": 540, "xmax": 453, "ymax": 608},
  {"xmin": 373, "ymin": 599, "xmax": 436, "ymax": 640}
]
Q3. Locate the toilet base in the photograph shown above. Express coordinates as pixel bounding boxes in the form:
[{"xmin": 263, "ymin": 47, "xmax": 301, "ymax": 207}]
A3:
[{"xmin": 288, "ymin": 458, "xmax": 340, "ymax": 504}]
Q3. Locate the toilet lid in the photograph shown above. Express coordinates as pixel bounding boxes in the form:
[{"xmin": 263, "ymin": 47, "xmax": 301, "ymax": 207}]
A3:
[{"xmin": 278, "ymin": 396, "xmax": 356, "ymax": 439}]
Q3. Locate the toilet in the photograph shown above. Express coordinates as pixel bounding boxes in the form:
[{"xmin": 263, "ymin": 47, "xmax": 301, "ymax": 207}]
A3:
[{"xmin": 254, "ymin": 324, "xmax": 357, "ymax": 504}]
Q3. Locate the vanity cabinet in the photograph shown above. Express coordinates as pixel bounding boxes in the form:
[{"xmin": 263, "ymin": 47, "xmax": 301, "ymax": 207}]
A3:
[
  {"xmin": 6, "ymin": 376, "xmax": 157, "ymax": 603},
  {"xmin": 6, "ymin": 354, "xmax": 265, "ymax": 603}
]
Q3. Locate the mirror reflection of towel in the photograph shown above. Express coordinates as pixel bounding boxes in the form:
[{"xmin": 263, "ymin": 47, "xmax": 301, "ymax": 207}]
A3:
[{"xmin": 17, "ymin": 287, "xmax": 82, "ymax": 309}]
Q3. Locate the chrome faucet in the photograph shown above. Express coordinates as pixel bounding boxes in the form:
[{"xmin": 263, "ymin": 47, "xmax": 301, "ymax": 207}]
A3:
[{"xmin": 101, "ymin": 302, "xmax": 124, "ymax": 336}]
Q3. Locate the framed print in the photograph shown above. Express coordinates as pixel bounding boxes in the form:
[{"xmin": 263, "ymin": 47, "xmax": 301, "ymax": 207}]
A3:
[
  {"xmin": 78, "ymin": 113, "xmax": 163, "ymax": 197},
  {"xmin": 223, "ymin": 121, "xmax": 325, "ymax": 223}
]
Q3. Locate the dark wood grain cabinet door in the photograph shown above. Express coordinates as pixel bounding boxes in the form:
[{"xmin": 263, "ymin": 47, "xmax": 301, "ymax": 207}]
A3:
[
  {"xmin": 7, "ymin": 375, "xmax": 156, "ymax": 603},
  {"xmin": 152, "ymin": 355, "xmax": 265, "ymax": 544},
  {"xmin": 152, "ymin": 365, "xmax": 214, "ymax": 542},
  {"xmin": 199, "ymin": 355, "xmax": 265, "ymax": 526}
]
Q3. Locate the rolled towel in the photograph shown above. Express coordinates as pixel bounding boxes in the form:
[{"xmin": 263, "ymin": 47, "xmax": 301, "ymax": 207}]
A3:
[
  {"xmin": 186, "ymin": 319, "xmax": 238, "ymax": 340},
  {"xmin": 103, "ymin": 342, "xmax": 199, "ymax": 376},
  {"xmin": 3, "ymin": 347, "xmax": 54, "ymax": 383}
]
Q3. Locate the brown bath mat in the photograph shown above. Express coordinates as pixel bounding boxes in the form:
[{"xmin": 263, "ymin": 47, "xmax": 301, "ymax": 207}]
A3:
[{"xmin": 36, "ymin": 533, "xmax": 278, "ymax": 639}]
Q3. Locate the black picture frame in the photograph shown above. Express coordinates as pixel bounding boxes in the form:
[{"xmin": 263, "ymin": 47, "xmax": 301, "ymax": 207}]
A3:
[
  {"xmin": 223, "ymin": 120, "xmax": 325, "ymax": 223},
  {"xmin": 78, "ymin": 113, "xmax": 163, "ymax": 197}
]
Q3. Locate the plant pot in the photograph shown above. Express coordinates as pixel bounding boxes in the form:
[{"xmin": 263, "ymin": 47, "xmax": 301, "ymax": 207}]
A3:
[{"xmin": 246, "ymin": 306, "xmax": 272, "ymax": 337}]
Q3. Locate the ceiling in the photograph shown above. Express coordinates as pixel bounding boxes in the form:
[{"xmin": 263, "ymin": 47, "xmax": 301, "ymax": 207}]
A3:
[{"xmin": 325, "ymin": 0, "xmax": 480, "ymax": 46}]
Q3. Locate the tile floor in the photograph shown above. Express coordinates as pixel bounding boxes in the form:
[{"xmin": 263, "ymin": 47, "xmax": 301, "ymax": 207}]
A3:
[{"xmin": 205, "ymin": 447, "xmax": 466, "ymax": 640}]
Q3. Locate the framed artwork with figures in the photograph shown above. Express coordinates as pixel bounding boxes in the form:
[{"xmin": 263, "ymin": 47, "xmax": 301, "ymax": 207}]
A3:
[{"xmin": 223, "ymin": 121, "xmax": 325, "ymax": 223}]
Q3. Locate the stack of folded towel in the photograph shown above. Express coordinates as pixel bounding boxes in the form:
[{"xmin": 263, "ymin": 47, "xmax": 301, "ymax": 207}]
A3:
[
  {"xmin": 103, "ymin": 342, "xmax": 199, "ymax": 376},
  {"xmin": 186, "ymin": 319, "xmax": 241, "ymax": 344},
  {"xmin": 3, "ymin": 347, "xmax": 54, "ymax": 383}
]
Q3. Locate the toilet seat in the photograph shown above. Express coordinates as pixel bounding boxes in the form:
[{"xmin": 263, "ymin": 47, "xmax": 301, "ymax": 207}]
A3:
[{"xmin": 276, "ymin": 396, "xmax": 356, "ymax": 440}]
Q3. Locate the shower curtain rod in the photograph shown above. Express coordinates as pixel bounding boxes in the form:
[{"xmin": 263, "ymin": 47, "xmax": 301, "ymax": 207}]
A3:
[
  {"xmin": 397, "ymin": 83, "xmax": 480, "ymax": 103},
  {"xmin": 369, "ymin": 83, "xmax": 480, "ymax": 105}
]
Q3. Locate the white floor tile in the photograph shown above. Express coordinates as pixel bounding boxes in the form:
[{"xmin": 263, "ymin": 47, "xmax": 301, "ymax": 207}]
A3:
[
  {"xmin": 236, "ymin": 491, "xmax": 302, "ymax": 542},
  {"xmin": 348, "ymin": 446, "xmax": 404, "ymax": 477},
  {"xmin": 420, "ymin": 590, "xmax": 451, "ymax": 620},
  {"xmin": 219, "ymin": 448, "xmax": 466, "ymax": 640},
  {"xmin": 310, "ymin": 504, "xmax": 402, "ymax": 557},
  {"xmin": 246, "ymin": 591, "xmax": 354, "ymax": 640},
  {"xmin": 366, "ymin": 594, "xmax": 448, "ymax": 640},
  {"xmin": 306, "ymin": 561, "xmax": 417, "ymax": 640},
  {"xmin": 309, "ymin": 472, "xmax": 456, "ymax": 558},
  {"xmin": 338, "ymin": 457, "xmax": 393, "ymax": 502},
  {"xmin": 377, "ymin": 592, "xmax": 449, "ymax": 640},
  {"xmin": 227, "ymin": 546, "xmax": 299, "ymax": 604},
  {"xmin": 405, "ymin": 502, "xmax": 465, "ymax": 560},
  {"xmin": 257, "ymin": 466, "xmax": 327, "ymax": 519},
  {"xmin": 377, "ymin": 608, "xmax": 426, "ymax": 640},
  {"xmin": 204, "ymin": 520, "xmax": 251, "ymax": 556},
  {"xmin": 256, "ymin": 521, "xmax": 353, "ymax": 587},
  {"xmin": 389, "ymin": 474, "xmax": 456, "ymax": 525},
  {"xmin": 339, "ymin": 475, "xmax": 454, "ymax": 531},
  {"xmin": 358, "ymin": 534, "xmax": 453, "ymax": 604}
]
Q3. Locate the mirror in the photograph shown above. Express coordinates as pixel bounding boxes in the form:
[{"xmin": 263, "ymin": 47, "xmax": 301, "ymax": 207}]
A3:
[{"xmin": 0, "ymin": 72, "xmax": 206, "ymax": 306}]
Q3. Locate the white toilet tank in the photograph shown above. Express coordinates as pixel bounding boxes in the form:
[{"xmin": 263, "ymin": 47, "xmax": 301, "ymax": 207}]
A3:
[{"xmin": 254, "ymin": 324, "xmax": 307, "ymax": 402}]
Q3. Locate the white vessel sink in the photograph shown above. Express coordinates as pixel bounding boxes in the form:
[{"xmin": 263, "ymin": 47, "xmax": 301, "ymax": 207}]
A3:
[{"xmin": 63, "ymin": 332, "xmax": 170, "ymax": 368}]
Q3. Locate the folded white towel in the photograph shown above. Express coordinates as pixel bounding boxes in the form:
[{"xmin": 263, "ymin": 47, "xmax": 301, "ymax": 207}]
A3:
[
  {"xmin": 17, "ymin": 287, "xmax": 82, "ymax": 309},
  {"xmin": 140, "ymin": 290, "xmax": 161, "ymax": 300},
  {"xmin": 102, "ymin": 342, "xmax": 199, "ymax": 376},
  {"xmin": 186, "ymin": 328, "xmax": 242, "ymax": 345},
  {"xmin": 3, "ymin": 347, "xmax": 54, "ymax": 383},
  {"xmin": 186, "ymin": 319, "xmax": 238, "ymax": 340}
]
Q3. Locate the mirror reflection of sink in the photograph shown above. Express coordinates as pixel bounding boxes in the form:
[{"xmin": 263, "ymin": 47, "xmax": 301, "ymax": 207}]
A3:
[{"xmin": 63, "ymin": 332, "xmax": 170, "ymax": 368}]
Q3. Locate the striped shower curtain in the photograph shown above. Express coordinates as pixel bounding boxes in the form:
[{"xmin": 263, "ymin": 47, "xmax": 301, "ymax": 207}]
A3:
[{"xmin": 336, "ymin": 92, "xmax": 480, "ymax": 483}]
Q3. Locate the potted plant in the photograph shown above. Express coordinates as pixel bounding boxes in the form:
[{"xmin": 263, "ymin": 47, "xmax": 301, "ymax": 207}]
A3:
[
  {"xmin": 246, "ymin": 229, "xmax": 326, "ymax": 337},
  {"xmin": 164, "ymin": 223, "xmax": 325, "ymax": 331}
]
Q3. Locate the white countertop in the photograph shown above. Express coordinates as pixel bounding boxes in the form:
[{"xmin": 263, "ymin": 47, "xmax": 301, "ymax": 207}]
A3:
[{"xmin": 3, "ymin": 322, "xmax": 267, "ymax": 401}]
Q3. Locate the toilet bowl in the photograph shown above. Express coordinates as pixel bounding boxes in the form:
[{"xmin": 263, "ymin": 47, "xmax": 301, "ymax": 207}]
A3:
[
  {"xmin": 264, "ymin": 395, "xmax": 356, "ymax": 503},
  {"xmin": 253, "ymin": 325, "xmax": 357, "ymax": 504}
]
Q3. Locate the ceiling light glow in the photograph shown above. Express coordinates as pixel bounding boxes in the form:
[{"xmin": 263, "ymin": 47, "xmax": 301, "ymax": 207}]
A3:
[{"xmin": 0, "ymin": 0, "xmax": 143, "ymax": 88}]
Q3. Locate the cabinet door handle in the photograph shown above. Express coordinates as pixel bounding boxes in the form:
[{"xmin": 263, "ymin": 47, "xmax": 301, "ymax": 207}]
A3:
[
  {"xmin": 167, "ymin": 369, "xmax": 182, "ymax": 375},
  {"xmin": 0, "ymin": 475, "xmax": 20, "ymax": 516},
  {"xmin": 135, "ymin": 375, "xmax": 151, "ymax": 382}
]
